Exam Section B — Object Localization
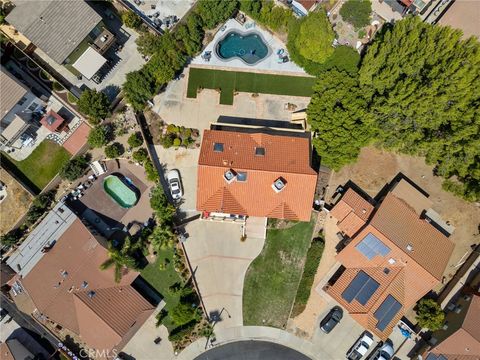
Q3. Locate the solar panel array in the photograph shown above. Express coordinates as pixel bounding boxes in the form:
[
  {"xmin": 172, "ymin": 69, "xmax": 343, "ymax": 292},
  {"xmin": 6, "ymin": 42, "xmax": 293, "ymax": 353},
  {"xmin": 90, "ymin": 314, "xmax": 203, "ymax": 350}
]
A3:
[
  {"xmin": 374, "ymin": 294, "xmax": 402, "ymax": 331},
  {"xmin": 356, "ymin": 233, "xmax": 391, "ymax": 260},
  {"xmin": 341, "ymin": 271, "xmax": 380, "ymax": 305}
]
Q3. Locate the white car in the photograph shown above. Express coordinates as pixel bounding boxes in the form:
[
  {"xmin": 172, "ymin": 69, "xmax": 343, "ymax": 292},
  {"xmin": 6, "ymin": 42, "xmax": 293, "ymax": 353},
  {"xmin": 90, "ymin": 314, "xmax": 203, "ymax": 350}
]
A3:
[
  {"xmin": 347, "ymin": 332, "xmax": 374, "ymax": 360},
  {"xmin": 369, "ymin": 342, "xmax": 394, "ymax": 360},
  {"xmin": 167, "ymin": 169, "xmax": 183, "ymax": 201}
]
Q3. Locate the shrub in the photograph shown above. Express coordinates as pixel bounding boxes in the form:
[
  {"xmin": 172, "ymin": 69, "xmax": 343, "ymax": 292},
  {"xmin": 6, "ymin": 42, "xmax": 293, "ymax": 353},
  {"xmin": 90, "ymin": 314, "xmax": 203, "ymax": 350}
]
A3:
[
  {"xmin": 122, "ymin": 11, "xmax": 142, "ymax": 29},
  {"xmin": 132, "ymin": 148, "xmax": 148, "ymax": 163},
  {"xmin": 291, "ymin": 236, "xmax": 325, "ymax": 317},
  {"xmin": 78, "ymin": 89, "xmax": 111, "ymax": 124},
  {"xmin": 67, "ymin": 92, "xmax": 79, "ymax": 105},
  {"xmin": 26, "ymin": 190, "xmax": 55, "ymax": 226},
  {"xmin": 160, "ymin": 134, "xmax": 175, "ymax": 148},
  {"xmin": 240, "ymin": 0, "xmax": 293, "ymax": 33},
  {"xmin": 128, "ymin": 132, "xmax": 143, "ymax": 148},
  {"xmin": 52, "ymin": 81, "xmax": 64, "ymax": 91},
  {"xmin": 195, "ymin": 0, "xmax": 238, "ymax": 29},
  {"xmin": 155, "ymin": 309, "xmax": 168, "ymax": 327},
  {"xmin": 416, "ymin": 298, "xmax": 445, "ymax": 331},
  {"xmin": 136, "ymin": 32, "xmax": 164, "ymax": 56},
  {"xmin": 166, "ymin": 124, "xmax": 179, "ymax": 134},
  {"xmin": 173, "ymin": 138, "xmax": 181, "ymax": 147},
  {"xmin": 170, "ymin": 303, "xmax": 199, "ymax": 326},
  {"xmin": 104, "ymin": 142, "xmax": 125, "ymax": 158},
  {"xmin": 87, "ymin": 125, "xmax": 111, "ymax": 148},
  {"xmin": 59, "ymin": 155, "xmax": 89, "ymax": 181},
  {"xmin": 144, "ymin": 159, "xmax": 159, "ymax": 182},
  {"xmin": 150, "ymin": 185, "xmax": 176, "ymax": 224},
  {"xmin": 340, "ymin": 0, "xmax": 371, "ymax": 29},
  {"xmin": 168, "ymin": 320, "xmax": 197, "ymax": 342}
]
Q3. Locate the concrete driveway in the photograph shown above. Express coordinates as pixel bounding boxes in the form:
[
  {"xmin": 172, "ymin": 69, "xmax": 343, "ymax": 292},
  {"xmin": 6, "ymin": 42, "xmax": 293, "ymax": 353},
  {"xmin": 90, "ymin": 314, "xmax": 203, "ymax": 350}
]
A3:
[
  {"xmin": 183, "ymin": 219, "xmax": 265, "ymax": 329},
  {"xmin": 153, "ymin": 145, "xmax": 199, "ymax": 215}
]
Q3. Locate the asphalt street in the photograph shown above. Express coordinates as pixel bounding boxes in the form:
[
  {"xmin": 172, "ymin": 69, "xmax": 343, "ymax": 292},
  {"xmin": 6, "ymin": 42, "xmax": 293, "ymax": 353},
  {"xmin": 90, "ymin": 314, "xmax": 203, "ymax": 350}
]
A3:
[{"xmin": 195, "ymin": 341, "xmax": 312, "ymax": 360}]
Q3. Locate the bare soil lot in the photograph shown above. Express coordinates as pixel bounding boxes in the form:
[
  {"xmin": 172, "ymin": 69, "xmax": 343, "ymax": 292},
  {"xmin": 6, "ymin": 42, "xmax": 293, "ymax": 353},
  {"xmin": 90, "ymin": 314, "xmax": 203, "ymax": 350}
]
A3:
[
  {"xmin": 0, "ymin": 169, "xmax": 34, "ymax": 234},
  {"xmin": 326, "ymin": 146, "xmax": 480, "ymax": 283}
]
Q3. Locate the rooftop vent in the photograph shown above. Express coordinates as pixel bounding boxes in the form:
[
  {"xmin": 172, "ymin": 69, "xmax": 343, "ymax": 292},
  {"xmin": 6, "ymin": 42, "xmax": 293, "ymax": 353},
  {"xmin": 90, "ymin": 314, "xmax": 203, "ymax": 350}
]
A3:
[
  {"xmin": 383, "ymin": 268, "xmax": 390, "ymax": 275},
  {"xmin": 81, "ymin": 281, "xmax": 88, "ymax": 289},
  {"xmin": 406, "ymin": 244, "xmax": 414, "ymax": 252},
  {"xmin": 224, "ymin": 169, "xmax": 236, "ymax": 183},
  {"xmin": 61, "ymin": 270, "xmax": 68, "ymax": 278},
  {"xmin": 272, "ymin": 177, "xmax": 287, "ymax": 193},
  {"xmin": 213, "ymin": 143, "xmax": 224, "ymax": 152},
  {"xmin": 255, "ymin": 147, "xmax": 265, "ymax": 156},
  {"xmin": 388, "ymin": 258, "xmax": 396, "ymax": 265},
  {"xmin": 87, "ymin": 290, "xmax": 96, "ymax": 299}
]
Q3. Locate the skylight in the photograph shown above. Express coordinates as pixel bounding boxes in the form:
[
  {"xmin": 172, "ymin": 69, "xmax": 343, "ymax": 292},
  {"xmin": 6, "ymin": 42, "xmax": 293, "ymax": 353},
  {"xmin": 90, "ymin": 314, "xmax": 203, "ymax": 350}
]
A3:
[
  {"xmin": 237, "ymin": 172, "xmax": 247, "ymax": 182},
  {"xmin": 213, "ymin": 142, "xmax": 224, "ymax": 152},
  {"xmin": 272, "ymin": 178, "xmax": 287, "ymax": 193},
  {"xmin": 255, "ymin": 147, "xmax": 265, "ymax": 156},
  {"xmin": 224, "ymin": 169, "xmax": 236, "ymax": 183}
]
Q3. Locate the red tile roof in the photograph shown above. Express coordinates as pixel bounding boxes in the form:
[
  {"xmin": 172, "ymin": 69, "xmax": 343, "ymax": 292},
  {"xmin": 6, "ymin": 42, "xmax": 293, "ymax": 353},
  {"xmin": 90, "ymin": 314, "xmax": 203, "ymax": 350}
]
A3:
[
  {"xmin": 19, "ymin": 218, "xmax": 154, "ymax": 351},
  {"xmin": 40, "ymin": 110, "xmax": 65, "ymax": 132},
  {"xmin": 62, "ymin": 122, "xmax": 90, "ymax": 155},
  {"xmin": 197, "ymin": 130, "xmax": 317, "ymax": 221},
  {"xmin": 430, "ymin": 295, "xmax": 480, "ymax": 359},
  {"xmin": 328, "ymin": 181, "xmax": 454, "ymax": 339}
]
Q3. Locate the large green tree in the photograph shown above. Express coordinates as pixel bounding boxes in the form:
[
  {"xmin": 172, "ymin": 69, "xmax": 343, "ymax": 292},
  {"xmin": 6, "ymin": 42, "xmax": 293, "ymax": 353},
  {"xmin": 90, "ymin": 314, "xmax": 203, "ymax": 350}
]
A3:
[
  {"xmin": 77, "ymin": 89, "xmax": 111, "ymax": 125},
  {"xmin": 287, "ymin": 11, "xmax": 335, "ymax": 66},
  {"xmin": 100, "ymin": 237, "xmax": 139, "ymax": 283},
  {"xmin": 415, "ymin": 299, "xmax": 445, "ymax": 331},
  {"xmin": 307, "ymin": 70, "xmax": 373, "ymax": 170},
  {"xmin": 359, "ymin": 16, "xmax": 480, "ymax": 201},
  {"xmin": 340, "ymin": 0, "xmax": 372, "ymax": 29},
  {"xmin": 123, "ymin": 70, "xmax": 156, "ymax": 111},
  {"xmin": 59, "ymin": 155, "xmax": 89, "ymax": 181},
  {"xmin": 87, "ymin": 125, "xmax": 111, "ymax": 148},
  {"xmin": 196, "ymin": 0, "xmax": 238, "ymax": 29}
]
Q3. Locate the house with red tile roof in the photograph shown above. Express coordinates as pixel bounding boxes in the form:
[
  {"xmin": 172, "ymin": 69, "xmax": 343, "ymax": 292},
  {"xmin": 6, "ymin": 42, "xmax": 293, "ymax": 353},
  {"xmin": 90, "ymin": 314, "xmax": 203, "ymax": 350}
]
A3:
[
  {"xmin": 196, "ymin": 128, "xmax": 318, "ymax": 222},
  {"xmin": 326, "ymin": 177, "xmax": 455, "ymax": 340},
  {"xmin": 425, "ymin": 294, "xmax": 480, "ymax": 360},
  {"xmin": 7, "ymin": 204, "xmax": 155, "ymax": 355}
]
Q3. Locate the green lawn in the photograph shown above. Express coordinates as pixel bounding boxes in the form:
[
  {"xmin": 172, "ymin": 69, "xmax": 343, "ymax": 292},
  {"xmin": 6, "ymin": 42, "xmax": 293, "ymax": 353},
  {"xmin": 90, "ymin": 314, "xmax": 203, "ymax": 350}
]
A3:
[
  {"xmin": 140, "ymin": 248, "xmax": 185, "ymax": 331},
  {"xmin": 1, "ymin": 140, "xmax": 70, "ymax": 193},
  {"xmin": 243, "ymin": 216, "xmax": 315, "ymax": 328},
  {"xmin": 187, "ymin": 68, "xmax": 316, "ymax": 105}
]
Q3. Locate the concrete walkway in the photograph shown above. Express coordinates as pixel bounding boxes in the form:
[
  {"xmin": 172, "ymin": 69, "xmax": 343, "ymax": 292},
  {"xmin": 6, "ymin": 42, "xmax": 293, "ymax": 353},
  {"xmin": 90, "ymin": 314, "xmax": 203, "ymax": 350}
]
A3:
[
  {"xmin": 183, "ymin": 219, "xmax": 265, "ymax": 329},
  {"xmin": 177, "ymin": 326, "xmax": 328, "ymax": 360}
]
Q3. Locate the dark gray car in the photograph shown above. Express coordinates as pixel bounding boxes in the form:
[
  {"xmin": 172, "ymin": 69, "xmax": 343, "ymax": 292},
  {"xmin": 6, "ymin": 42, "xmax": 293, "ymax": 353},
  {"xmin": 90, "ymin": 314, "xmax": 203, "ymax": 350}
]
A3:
[{"xmin": 320, "ymin": 306, "xmax": 343, "ymax": 333}]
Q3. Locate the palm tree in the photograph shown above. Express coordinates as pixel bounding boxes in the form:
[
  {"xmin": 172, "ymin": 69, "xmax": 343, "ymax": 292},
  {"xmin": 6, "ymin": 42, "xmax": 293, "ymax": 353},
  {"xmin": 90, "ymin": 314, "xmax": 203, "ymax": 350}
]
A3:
[
  {"xmin": 100, "ymin": 237, "xmax": 138, "ymax": 283},
  {"xmin": 149, "ymin": 226, "xmax": 175, "ymax": 250}
]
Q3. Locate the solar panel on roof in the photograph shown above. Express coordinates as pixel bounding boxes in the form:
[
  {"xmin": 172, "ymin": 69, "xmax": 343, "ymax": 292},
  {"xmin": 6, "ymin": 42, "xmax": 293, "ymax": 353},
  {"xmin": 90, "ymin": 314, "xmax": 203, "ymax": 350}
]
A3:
[
  {"xmin": 374, "ymin": 295, "xmax": 402, "ymax": 331},
  {"xmin": 356, "ymin": 233, "xmax": 391, "ymax": 259},
  {"xmin": 341, "ymin": 271, "xmax": 379, "ymax": 305}
]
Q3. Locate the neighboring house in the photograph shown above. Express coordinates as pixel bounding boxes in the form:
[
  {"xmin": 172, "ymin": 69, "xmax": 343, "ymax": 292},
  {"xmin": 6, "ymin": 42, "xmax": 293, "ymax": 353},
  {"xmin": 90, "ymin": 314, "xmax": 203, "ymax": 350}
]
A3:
[
  {"xmin": 196, "ymin": 128, "xmax": 318, "ymax": 222},
  {"xmin": 290, "ymin": 0, "xmax": 318, "ymax": 16},
  {"xmin": 383, "ymin": 0, "xmax": 432, "ymax": 16},
  {"xmin": 6, "ymin": 202, "xmax": 155, "ymax": 354},
  {"xmin": 325, "ymin": 177, "xmax": 455, "ymax": 340},
  {"xmin": 0, "ymin": 67, "xmax": 43, "ymax": 148},
  {"xmin": 5, "ymin": 0, "xmax": 115, "ymax": 80},
  {"xmin": 425, "ymin": 293, "xmax": 480, "ymax": 360}
]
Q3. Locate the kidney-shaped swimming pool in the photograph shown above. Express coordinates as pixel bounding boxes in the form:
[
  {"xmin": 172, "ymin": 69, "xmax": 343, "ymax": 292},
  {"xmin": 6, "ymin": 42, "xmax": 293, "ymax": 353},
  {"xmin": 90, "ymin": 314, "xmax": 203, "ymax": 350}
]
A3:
[
  {"xmin": 216, "ymin": 31, "xmax": 269, "ymax": 65},
  {"xmin": 103, "ymin": 174, "xmax": 138, "ymax": 208}
]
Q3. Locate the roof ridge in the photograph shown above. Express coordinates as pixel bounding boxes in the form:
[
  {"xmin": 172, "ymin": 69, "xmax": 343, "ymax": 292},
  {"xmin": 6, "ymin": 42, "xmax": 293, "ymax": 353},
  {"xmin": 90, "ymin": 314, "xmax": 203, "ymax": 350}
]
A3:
[{"xmin": 198, "ymin": 164, "xmax": 317, "ymax": 176}]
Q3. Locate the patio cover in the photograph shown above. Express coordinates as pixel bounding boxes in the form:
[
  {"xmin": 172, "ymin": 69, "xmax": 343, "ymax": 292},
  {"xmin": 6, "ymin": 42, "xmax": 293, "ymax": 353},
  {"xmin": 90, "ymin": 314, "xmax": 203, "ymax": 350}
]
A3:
[
  {"xmin": 1, "ymin": 116, "xmax": 28, "ymax": 143},
  {"xmin": 72, "ymin": 47, "xmax": 107, "ymax": 80}
]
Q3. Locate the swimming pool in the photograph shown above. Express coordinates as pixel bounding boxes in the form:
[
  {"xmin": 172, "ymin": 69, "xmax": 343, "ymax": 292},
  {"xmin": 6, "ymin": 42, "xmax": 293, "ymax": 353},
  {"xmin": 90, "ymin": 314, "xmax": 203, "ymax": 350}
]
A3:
[
  {"xmin": 216, "ymin": 31, "xmax": 269, "ymax": 65},
  {"xmin": 103, "ymin": 175, "xmax": 138, "ymax": 208}
]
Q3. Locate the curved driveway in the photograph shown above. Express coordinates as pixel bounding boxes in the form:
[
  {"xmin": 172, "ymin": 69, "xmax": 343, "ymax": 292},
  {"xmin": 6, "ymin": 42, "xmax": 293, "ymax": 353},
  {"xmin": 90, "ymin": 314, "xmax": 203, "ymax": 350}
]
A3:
[{"xmin": 195, "ymin": 341, "xmax": 311, "ymax": 360}]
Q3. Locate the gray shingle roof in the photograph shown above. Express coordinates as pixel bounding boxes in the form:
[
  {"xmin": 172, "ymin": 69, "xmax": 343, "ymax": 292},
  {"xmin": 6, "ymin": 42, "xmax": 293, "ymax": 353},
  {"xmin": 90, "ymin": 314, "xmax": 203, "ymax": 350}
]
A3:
[{"xmin": 6, "ymin": 0, "xmax": 101, "ymax": 64}]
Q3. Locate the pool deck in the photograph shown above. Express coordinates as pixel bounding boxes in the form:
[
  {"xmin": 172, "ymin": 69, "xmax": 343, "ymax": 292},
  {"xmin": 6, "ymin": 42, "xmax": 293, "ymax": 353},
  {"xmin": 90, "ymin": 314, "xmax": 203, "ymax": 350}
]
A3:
[
  {"xmin": 68, "ymin": 160, "xmax": 153, "ymax": 235},
  {"xmin": 191, "ymin": 18, "xmax": 308, "ymax": 76}
]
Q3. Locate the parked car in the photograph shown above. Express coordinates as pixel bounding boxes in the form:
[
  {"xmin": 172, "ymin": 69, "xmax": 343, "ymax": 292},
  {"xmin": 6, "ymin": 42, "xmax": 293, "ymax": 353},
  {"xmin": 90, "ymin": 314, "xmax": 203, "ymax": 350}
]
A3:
[
  {"xmin": 320, "ymin": 306, "xmax": 343, "ymax": 333},
  {"xmin": 347, "ymin": 332, "xmax": 374, "ymax": 360},
  {"xmin": 167, "ymin": 169, "xmax": 183, "ymax": 201},
  {"xmin": 368, "ymin": 341, "xmax": 394, "ymax": 360}
]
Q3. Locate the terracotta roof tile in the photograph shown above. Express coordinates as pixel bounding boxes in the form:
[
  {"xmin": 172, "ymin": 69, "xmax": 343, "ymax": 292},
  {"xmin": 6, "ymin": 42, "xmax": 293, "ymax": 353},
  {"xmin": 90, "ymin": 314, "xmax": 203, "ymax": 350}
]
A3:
[
  {"xmin": 371, "ymin": 193, "xmax": 454, "ymax": 280},
  {"xmin": 62, "ymin": 122, "xmax": 89, "ymax": 155},
  {"xmin": 341, "ymin": 189, "xmax": 374, "ymax": 222},
  {"xmin": 19, "ymin": 218, "xmax": 153, "ymax": 351},
  {"xmin": 197, "ymin": 130, "xmax": 317, "ymax": 221}
]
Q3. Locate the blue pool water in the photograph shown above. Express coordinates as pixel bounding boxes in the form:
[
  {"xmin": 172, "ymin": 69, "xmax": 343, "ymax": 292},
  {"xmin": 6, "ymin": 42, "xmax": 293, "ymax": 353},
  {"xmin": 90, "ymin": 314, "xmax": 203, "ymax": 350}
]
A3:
[{"xmin": 216, "ymin": 31, "xmax": 269, "ymax": 65}]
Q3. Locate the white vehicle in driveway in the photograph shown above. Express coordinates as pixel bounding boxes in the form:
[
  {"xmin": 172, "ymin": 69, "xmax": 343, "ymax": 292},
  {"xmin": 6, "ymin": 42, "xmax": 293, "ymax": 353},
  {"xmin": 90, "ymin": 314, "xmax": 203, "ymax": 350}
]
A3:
[
  {"xmin": 347, "ymin": 332, "xmax": 374, "ymax": 360},
  {"xmin": 167, "ymin": 169, "xmax": 183, "ymax": 201},
  {"xmin": 368, "ymin": 341, "xmax": 394, "ymax": 360}
]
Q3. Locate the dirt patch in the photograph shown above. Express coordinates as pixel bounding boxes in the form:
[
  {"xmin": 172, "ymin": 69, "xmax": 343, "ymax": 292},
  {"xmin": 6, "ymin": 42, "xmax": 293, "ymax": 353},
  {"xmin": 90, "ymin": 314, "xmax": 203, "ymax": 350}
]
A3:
[
  {"xmin": 268, "ymin": 218, "xmax": 298, "ymax": 230},
  {"xmin": 144, "ymin": 109, "xmax": 164, "ymax": 144},
  {"xmin": 326, "ymin": 146, "xmax": 480, "ymax": 282},
  {"xmin": 0, "ymin": 169, "xmax": 34, "ymax": 234}
]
